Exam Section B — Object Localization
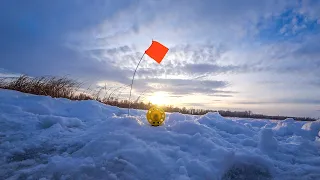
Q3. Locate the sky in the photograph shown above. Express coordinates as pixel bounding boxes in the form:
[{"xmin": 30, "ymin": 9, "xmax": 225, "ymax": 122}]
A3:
[{"xmin": 1, "ymin": 0, "xmax": 320, "ymax": 118}]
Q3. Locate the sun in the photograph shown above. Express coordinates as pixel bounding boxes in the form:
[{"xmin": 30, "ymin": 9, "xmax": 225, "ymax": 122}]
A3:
[{"xmin": 148, "ymin": 91, "xmax": 169, "ymax": 105}]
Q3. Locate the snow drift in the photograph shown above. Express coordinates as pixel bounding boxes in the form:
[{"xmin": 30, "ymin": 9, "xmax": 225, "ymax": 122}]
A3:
[{"xmin": 0, "ymin": 89, "xmax": 319, "ymax": 180}]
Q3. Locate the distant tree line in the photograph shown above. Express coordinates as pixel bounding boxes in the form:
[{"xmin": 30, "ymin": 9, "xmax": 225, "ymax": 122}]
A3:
[{"xmin": 118, "ymin": 101, "xmax": 316, "ymax": 121}]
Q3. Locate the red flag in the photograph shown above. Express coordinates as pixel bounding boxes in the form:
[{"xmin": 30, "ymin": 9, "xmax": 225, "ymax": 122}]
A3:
[{"xmin": 145, "ymin": 40, "xmax": 169, "ymax": 64}]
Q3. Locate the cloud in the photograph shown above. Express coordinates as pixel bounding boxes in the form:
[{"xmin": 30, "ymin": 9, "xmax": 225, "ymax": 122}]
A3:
[
  {"xmin": 293, "ymin": 34, "xmax": 320, "ymax": 59},
  {"xmin": 183, "ymin": 64, "xmax": 238, "ymax": 75},
  {"xmin": 264, "ymin": 34, "xmax": 320, "ymax": 75},
  {"xmin": 213, "ymin": 100, "xmax": 222, "ymax": 102},
  {"xmin": 235, "ymin": 98, "xmax": 320, "ymax": 105},
  {"xmin": 208, "ymin": 94, "xmax": 233, "ymax": 97},
  {"xmin": 275, "ymin": 9, "xmax": 316, "ymax": 36},
  {"xmin": 180, "ymin": 102, "xmax": 214, "ymax": 108},
  {"xmin": 133, "ymin": 78, "xmax": 230, "ymax": 96},
  {"xmin": 310, "ymin": 81, "xmax": 320, "ymax": 87},
  {"xmin": 58, "ymin": 0, "xmax": 319, "ymax": 82},
  {"xmin": 80, "ymin": 42, "xmax": 240, "ymax": 80},
  {"xmin": 0, "ymin": 0, "xmax": 137, "ymax": 84},
  {"xmin": 0, "ymin": 68, "xmax": 21, "ymax": 78},
  {"xmin": 299, "ymin": 0, "xmax": 320, "ymax": 20}
]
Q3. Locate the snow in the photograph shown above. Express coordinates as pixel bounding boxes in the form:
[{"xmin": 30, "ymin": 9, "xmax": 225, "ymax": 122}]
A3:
[{"xmin": 0, "ymin": 89, "xmax": 320, "ymax": 180}]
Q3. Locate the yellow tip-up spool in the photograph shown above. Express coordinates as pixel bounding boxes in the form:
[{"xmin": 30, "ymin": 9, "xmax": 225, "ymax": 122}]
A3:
[{"xmin": 146, "ymin": 106, "xmax": 166, "ymax": 126}]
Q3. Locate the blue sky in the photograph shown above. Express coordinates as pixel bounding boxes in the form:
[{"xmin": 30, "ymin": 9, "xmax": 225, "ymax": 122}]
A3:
[{"xmin": 1, "ymin": 0, "xmax": 320, "ymax": 118}]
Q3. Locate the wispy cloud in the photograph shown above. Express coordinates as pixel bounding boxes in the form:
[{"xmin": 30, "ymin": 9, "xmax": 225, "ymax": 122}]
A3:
[
  {"xmin": 235, "ymin": 99, "xmax": 320, "ymax": 105},
  {"xmin": 134, "ymin": 78, "xmax": 230, "ymax": 95}
]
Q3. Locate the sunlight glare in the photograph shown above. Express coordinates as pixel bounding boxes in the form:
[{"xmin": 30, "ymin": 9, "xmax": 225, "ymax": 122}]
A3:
[{"xmin": 148, "ymin": 91, "xmax": 169, "ymax": 105}]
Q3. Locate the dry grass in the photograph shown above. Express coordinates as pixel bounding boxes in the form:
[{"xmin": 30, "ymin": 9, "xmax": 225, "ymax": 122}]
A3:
[{"xmin": 0, "ymin": 75, "xmax": 93, "ymax": 101}]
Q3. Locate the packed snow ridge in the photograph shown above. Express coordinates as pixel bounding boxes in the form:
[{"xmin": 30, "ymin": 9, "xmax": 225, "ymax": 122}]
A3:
[{"xmin": 0, "ymin": 89, "xmax": 319, "ymax": 180}]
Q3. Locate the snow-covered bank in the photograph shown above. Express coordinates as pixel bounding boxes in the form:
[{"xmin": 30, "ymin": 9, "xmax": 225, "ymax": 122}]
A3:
[{"xmin": 0, "ymin": 89, "xmax": 319, "ymax": 180}]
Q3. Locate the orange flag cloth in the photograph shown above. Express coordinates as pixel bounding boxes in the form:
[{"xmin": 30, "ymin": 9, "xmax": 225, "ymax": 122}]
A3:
[{"xmin": 145, "ymin": 40, "xmax": 169, "ymax": 64}]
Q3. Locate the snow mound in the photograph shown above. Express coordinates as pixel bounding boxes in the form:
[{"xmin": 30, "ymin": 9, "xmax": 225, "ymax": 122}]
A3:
[
  {"xmin": 38, "ymin": 115, "xmax": 84, "ymax": 129},
  {"xmin": 272, "ymin": 120, "xmax": 305, "ymax": 137},
  {"xmin": 283, "ymin": 118, "xmax": 295, "ymax": 122},
  {"xmin": 165, "ymin": 112, "xmax": 187, "ymax": 126},
  {"xmin": 302, "ymin": 120, "xmax": 320, "ymax": 138},
  {"xmin": 0, "ymin": 89, "xmax": 320, "ymax": 180},
  {"xmin": 259, "ymin": 128, "xmax": 278, "ymax": 152},
  {"xmin": 197, "ymin": 112, "xmax": 255, "ymax": 136},
  {"xmin": 203, "ymin": 111, "xmax": 224, "ymax": 119}
]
